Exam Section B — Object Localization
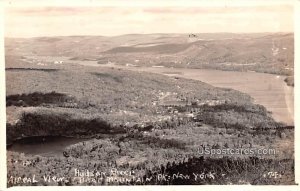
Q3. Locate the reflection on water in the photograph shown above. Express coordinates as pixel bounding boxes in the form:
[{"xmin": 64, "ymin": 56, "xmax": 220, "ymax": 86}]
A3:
[{"xmin": 7, "ymin": 136, "xmax": 89, "ymax": 156}]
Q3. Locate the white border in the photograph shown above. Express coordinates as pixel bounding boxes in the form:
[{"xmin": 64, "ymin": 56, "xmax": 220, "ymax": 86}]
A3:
[{"xmin": 1, "ymin": 0, "xmax": 299, "ymax": 190}]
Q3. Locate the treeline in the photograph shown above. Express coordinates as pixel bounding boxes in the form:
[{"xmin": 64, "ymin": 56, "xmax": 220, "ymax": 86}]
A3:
[
  {"xmin": 6, "ymin": 91, "xmax": 75, "ymax": 107},
  {"xmin": 5, "ymin": 68, "xmax": 59, "ymax": 72},
  {"xmin": 158, "ymin": 102, "xmax": 284, "ymax": 131},
  {"xmin": 194, "ymin": 103, "xmax": 284, "ymax": 130},
  {"xmin": 144, "ymin": 156, "xmax": 294, "ymax": 185},
  {"xmin": 6, "ymin": 111, "xmax": 126, "ymax": 144}
]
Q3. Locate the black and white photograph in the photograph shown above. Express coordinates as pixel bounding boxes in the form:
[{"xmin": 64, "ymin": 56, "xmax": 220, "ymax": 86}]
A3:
[{"xmin": 1, "ymin": 0, "xmax": 298, "ymax": 188}]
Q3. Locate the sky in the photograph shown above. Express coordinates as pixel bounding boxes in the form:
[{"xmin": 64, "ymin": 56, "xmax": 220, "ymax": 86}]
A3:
[{"xmin": 4, "ymin": 0, "xmax": 294, "ymax": 37}]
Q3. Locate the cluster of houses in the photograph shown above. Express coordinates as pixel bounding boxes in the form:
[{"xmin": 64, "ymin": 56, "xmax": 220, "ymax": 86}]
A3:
[{"xmin": 35, "ymin": 60, "xmax": 64, "ymax": 66}]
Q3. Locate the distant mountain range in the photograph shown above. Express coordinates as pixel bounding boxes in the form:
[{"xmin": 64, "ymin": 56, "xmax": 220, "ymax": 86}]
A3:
[{"xmin": 5, "ymin": 33, "xmax": 294, "ymax": 75}]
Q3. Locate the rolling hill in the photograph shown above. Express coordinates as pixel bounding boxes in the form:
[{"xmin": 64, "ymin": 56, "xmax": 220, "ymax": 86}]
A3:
[{"xmin": 5, "ymin": 33, "xmax": 294, "ymax": 76}]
